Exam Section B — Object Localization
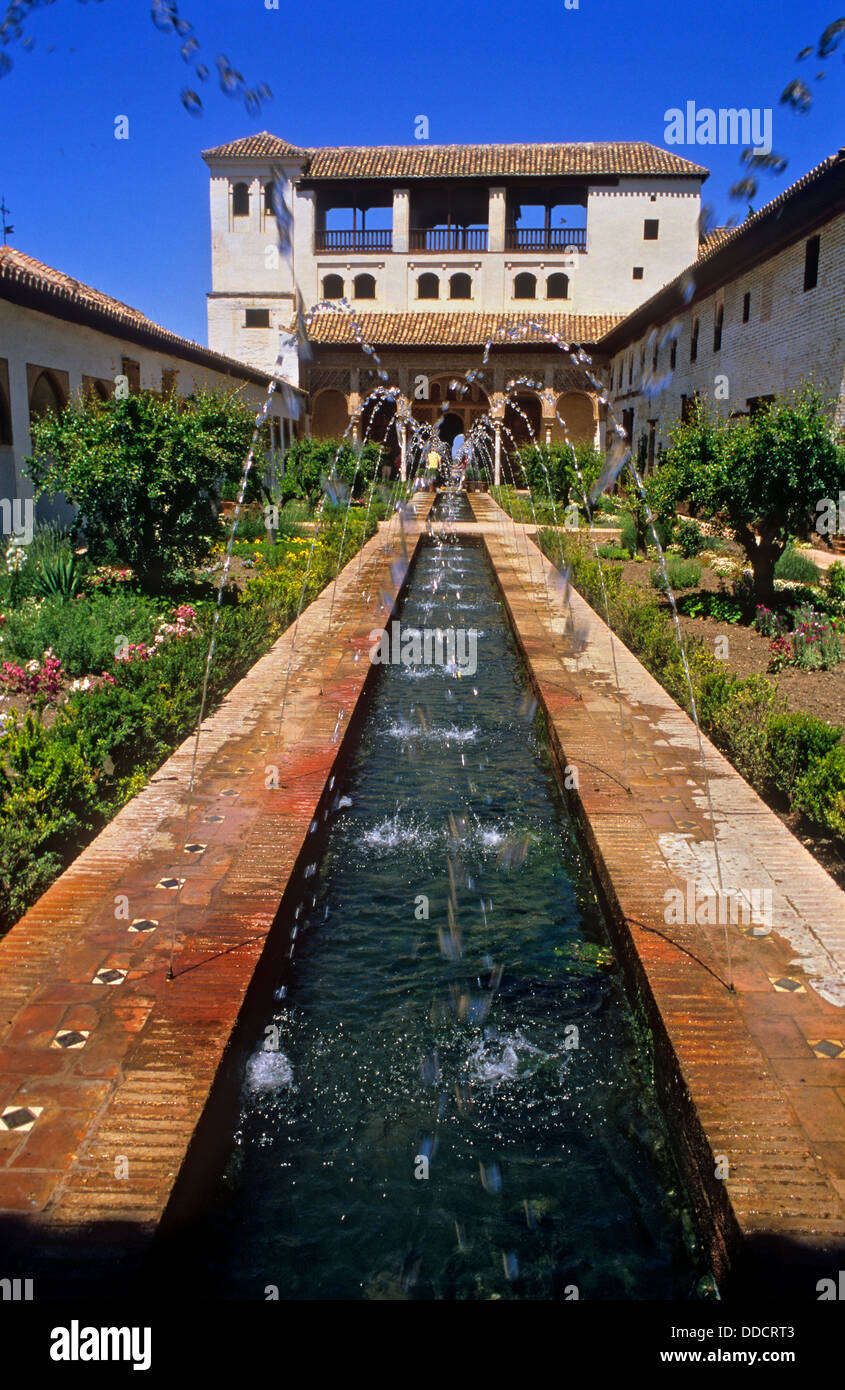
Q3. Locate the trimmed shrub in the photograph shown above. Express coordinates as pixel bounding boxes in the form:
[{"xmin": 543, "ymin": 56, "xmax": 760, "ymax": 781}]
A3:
[
  {"xmin": 26, "ymin": 389, "xmax": 260, "ymax": 590},
  {"xmin": 536, "ymin": 523, "xmax": 845, "ymax": 837},
  {"xmin": 708, "ymin": 675, "xmax": 783, "ymax": 788},
  {"xmin": 766, "ymin": 713, "xmax": 844, "ymax": 800},
  {"xmin": 793, "ymin": 746, "xmax": 845, "ymax": 835}
]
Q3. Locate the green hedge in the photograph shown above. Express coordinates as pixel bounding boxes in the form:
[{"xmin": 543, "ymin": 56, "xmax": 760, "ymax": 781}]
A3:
[
  {"xmin": 536, "ymin": 528, "xmax": 845, "ymax": 838},
  {"xmin": 0, "ymin": 510, "xmax": 378, "ymax": 936},
  {"xmin": 277, "ymin": 438, "xmax": 383, "ymax": 504}
]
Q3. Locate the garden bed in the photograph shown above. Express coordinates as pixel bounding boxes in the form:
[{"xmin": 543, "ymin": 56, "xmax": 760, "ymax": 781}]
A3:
[
  {"xmin": 535, "ymin": 526, "xmax": 845, "ymax": 892},
  {"xmin": 604, "ymin": 550, "xmax": 845, "ymax": 729}
]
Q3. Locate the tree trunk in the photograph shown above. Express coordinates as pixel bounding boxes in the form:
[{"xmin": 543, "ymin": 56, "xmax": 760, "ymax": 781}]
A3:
[{"xmin": 748, "ymin": 539, "xmax": 780, "ymax": 604}]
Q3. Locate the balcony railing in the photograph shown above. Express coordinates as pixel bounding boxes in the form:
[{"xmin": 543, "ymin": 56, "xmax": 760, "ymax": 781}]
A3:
[
  {"xmin": 505, "ymin": 227, "xmax": 587, "ymax": 251},
  {"xmin": 409, "ymin": 227, "xmax": 489, "ymax": 252},
  {"xmin": 315, "ymin": 229, "xmax": 393, "ymax": 252}
]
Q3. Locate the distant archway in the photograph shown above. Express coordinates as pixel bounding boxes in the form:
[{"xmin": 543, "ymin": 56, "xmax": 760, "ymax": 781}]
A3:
[
  {"xmin": 504, "ymin": 391, "xmax": 541, "ymax": 444},
  {"xmin": 439, "ymin": 412, "xmax": 464, "ymax": 447},
  {"xmin": 553, "ymin": 391, "xmax": 596, "ymax": 444},
  {"xmin": 311, "ymin": 388, "xmax": 349, "ymax": 439},
  {"xmin": 0, "ymin": 384, "xmax": 12, "ymax": 446}
]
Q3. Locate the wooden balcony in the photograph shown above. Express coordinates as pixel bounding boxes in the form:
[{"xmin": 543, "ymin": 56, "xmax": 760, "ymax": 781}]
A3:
[
  {"xmin": 409, "ymin": 227, "xmax": 489, "ymax": 252},
  {"xmin": 505, "ymin": 227, "xmax": 587, "ymax": 251},
  {"xmin": 315, "ymin": 229, "xmax": 393, "ymax": 252}
]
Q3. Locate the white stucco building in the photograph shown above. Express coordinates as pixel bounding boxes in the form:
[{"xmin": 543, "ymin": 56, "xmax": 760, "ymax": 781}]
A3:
[
  {"xmin": 599, "ymin": 147, "xmax": 845, "ymax": 465},
  {"xmin": 0, "ymin": 246, "xmax": 301, "ymax": 521},
  {"xmin": 202, "ymin": 134, "xmax": 708, "ymax": 449}
]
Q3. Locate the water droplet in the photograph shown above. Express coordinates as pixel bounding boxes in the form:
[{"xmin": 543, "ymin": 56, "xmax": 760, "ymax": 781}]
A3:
[
  {"xmin": 181, "ymin": 87, "xmax": 202, "ymax": 116},
  {"xmin": 180, "ymin": 36, "xmax": 199, "ymax": 62},
  {"xmin": 151, "ymin": 0, "xmax": 178, "ymax": 34}
]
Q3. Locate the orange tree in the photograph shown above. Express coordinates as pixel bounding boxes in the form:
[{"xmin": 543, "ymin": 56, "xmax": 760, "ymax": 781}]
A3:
[
  {"xmin": 657, "ymin": 389, "xmax": 845, "ymax": 602},
  {"xmin": 26, "ymin": 388, "xmax": 258, "ymax": 591}
]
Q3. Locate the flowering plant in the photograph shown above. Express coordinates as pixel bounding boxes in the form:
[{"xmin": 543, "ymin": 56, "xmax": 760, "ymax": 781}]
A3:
[{"xmin": 0, "ymin": 648, "xmax": 64, "ymax": 699}]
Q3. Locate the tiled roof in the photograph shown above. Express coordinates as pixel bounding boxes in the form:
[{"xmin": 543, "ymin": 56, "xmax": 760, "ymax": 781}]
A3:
[
  {"xmin": 698, "ymin": 227, "xmax": 733, "ymax": 257},
  {"xmin": 306, "ymin": 310, "xmax": 624, "ymax": 348},
  {"xmin": 598, "ymin": 146, "xmax": 845, "ymax": 352},
  {"xmin": 203, "ymin": 134, "xmax": 709, "ymax": 180},
  {"xmin": 202, "ymin": 132, "xmax": 309, "ymax": 162},
  {"xmin": 0, "ymin": 246, "xmax": 300, "ymax": 389}
]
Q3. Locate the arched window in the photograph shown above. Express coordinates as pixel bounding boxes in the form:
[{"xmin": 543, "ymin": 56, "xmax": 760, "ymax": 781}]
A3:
[
  {"xmin": 546, "ymin": 273, "xmax": 569, "ymax": 300},
  {"xmin": 29, "ymin": 370, "xmax": 65, "ymax": 421},
  {"xmin": 417, "ymin": 272, "xmax": 439, "ymax": 300},
  {"xmin": 513, "ymin": 272, "xmax": 537, "ymax": 300},
  {"xmin": 322, "ymin": 274, "xmax": 344, "ymax": 299},
  {"xmin": 263, "ymin": 182, "xmax": 274, "ymax": 215},
  {"xmin": 232, "ymin": 182, "xmax": 250, "ymax": 218},
  {"xmin": 353, "ymin": 273, "xmax": 376, "ymax": 300},
  {"xmin": 449, "ymin": 272, "xmax": 472, "ymax": 300}
]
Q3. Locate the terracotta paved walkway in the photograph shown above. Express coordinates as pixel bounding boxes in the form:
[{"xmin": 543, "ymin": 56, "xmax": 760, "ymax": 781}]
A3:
[
  {"xmin": 468, "ymin": 494, "xmax": 845, "ymax": 1284},
  {"xmin": 0, "ymin": 501, "xmax": 428, "ymax": 1266}
]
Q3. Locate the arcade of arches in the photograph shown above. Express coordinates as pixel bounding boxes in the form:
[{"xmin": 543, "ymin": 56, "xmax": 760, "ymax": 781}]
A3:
[{"xmin": 309, "ymin": 373, "xmax": 600, "ymax": 452}]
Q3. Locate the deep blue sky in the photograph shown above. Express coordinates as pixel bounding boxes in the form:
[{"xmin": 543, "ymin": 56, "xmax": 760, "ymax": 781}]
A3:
[{"xmin": 1, "ymin": 0, "xmax": 842, "ymax": 345}]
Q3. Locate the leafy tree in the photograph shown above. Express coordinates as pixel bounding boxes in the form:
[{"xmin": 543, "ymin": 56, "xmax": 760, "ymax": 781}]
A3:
[
  {"xmin": 660, "ymin": 390, "xmax": 845, "ymax": 601},
  {"xmin": 513, "ymin": 440, "xmax": 602, "ymax": 508},
  {"xmin": 277, "ymin": 437, "xmax": 382, "ymax": 504},
  {"xmin": 26, "ymin": 389, "xmax": 257, "ymax": 591}
]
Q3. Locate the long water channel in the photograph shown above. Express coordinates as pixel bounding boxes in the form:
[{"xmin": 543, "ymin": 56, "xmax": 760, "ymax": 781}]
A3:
[{"xmin": 188, "ymin": 504, "xmax": 710, "ymax": 1299}]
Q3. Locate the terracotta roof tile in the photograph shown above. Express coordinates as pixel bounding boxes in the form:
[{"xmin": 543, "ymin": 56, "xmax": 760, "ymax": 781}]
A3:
[
  {"xmin": 307, "ymin": 310, "xmax": 623, "ymax": 348},
  {"xmin": 0, "ymin": 246, "xmax": 299, "ymax": 389},
  {"xmin": 203, "ymin": 135, "xmax": 708, "ymax": 181},
  {"xmin": 698, "ymin": 227, "xmax": 733, "ymax": 257},
  {"xmin": 202, "ymin": 131, "xmax": 309, "ymax": 162}
]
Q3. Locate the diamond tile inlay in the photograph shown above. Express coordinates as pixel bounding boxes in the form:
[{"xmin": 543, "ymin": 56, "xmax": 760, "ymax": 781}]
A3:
[
  {"xmin": 809, "ymin": 1039, "xmax": 845, "ymax": 1059},
  {"xmin": 1, "ymin": 1105, "xmax": 43, "ymax": 1132},
  {"xmin": 52, "ymin": 1029, "xmax": 90, "ymax": 1049},
  {"xmin": 92, "ymin": 967, "xmax": 128, "ymax": 986}
]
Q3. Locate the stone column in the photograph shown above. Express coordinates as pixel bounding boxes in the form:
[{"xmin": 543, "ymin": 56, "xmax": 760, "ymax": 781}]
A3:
[
  {"xmin": 541, "ymin": 387, "xmax": 558, "ymax": 443},
  {"xmin": 348, "ymin": 385, "xmax": 361, "ymax": 446},
  {"xmin": 393, "ymin": 188, "xmax": 410, "ymax": 254},
  {"xmin": 490, "ymin": 392, "xmax": 506, "ymax": 486},
  {"xmin": 488, "ymin": 187, "xmax": 507, "ymax": 254}
]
